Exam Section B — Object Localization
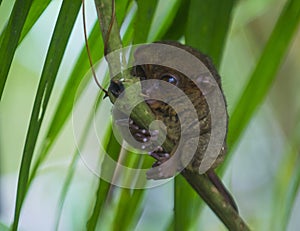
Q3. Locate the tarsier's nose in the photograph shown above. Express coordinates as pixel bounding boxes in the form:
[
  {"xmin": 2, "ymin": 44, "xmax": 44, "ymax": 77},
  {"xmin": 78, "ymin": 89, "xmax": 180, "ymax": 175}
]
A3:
[{"xmin": 108, "ymin": 80, "xmax": 124, "ymax": 98}]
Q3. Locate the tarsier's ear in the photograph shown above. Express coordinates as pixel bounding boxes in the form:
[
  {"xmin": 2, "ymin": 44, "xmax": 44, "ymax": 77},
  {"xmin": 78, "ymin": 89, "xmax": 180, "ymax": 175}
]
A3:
[
  {"xmin": 132, "ymin": 65, "xmax": 146, "ymax": 79},
  {"xmin": 196, "ymin": 73, "xmax": 218, "ymax": 96},
  {"xmin": 133, "ymin": 45, "xmax": 149, "ymax": 63}
]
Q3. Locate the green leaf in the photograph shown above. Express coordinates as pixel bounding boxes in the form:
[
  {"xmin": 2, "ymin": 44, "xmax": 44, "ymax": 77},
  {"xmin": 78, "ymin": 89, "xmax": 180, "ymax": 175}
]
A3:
[
  {"xmin": 86, "ymin": 127, "xmax": 122, "ymax": 231},
  {"xmin": 0, "ymin": 223, "xmax": 9, "ymax": 231},
  {"xmin": 133, "ymin": 0, "xmax": 158, "ymax": 43},
  {"xmin": 185, "ymin": 0, "xmax": 236, "ymax": 68},
  {"xmin": 226, "ymin": 0, "xmax": 300, "ymax": 160},
  {"xmin": 0, "ymin": 0, "xmax": 34, "ymax": 100},
  {"xmin": 112, "ymin": 186, "xmax": 132, "ymax": 231},
  {"xmin": 122, "ymin": 189, "xmax": 145, "ymax": 230},
  {"xmin": 11, "ymin": 1, "xmax": 82, "ymax": 230},
  {"xmin": 162, "ymin": 0, "xmax": 191, "ymax": 41},
  {"xmin": 115, "ymin": 0, "xmax": 132, "ymax": 25},
  {"xmin": 30, "ymin": 0, "xmax": 136, "ymax": 184},
  {"xmin": 19, "ymin": 0, "xmax": 51, "ymax": 42},
  {"xmin": 0, "ymin": 0, "xmax": 51, "ymax": 45},
  {"xmin": 29, "ymin": 0, "xmax": 133, "ymax": 186},
  {"xmin": 271, "ymin": 118, "xmax": 300, "ymax": 230},
  {"xmin": 54, "ymin": 89, "xmax": 106, "ymax": 230},
  {"xmin": 148, "ymin": 0, "xmax": 183, "ymax": 41},
  {"xmin": 111, "ymin": 155, "xmax": 151, "ymax": 231},
  {"xmin": 47, "ymin": 3, "xmax": 135, "ymax": 229},
  {"xmin": 174, "ymin": 175, "xmax": 200, "ymax": 230},
  {"xmin": 283, "ymin": 158, "xmax": 300, "ymax": 230},
  {"xmin": 28, "ymin": 22, "xmax": 104, "ymax": 187},
  {"xmin": 54, "ymin": 151, "xmax": 81, "ymax": 230}
]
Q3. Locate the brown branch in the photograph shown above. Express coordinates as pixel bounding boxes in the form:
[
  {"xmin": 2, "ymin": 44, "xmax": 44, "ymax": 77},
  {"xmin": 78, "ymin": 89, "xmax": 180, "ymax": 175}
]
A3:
[{"xmin": 182, "ymin": 169, "xmax": 251, "ymax": 230}]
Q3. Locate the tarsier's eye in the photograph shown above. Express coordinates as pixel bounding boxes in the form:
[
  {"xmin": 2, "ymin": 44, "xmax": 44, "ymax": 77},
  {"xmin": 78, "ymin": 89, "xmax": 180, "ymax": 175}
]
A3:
[{"xmin": 160, "ymin": 74, "xmax": 178, "ymax": 85}]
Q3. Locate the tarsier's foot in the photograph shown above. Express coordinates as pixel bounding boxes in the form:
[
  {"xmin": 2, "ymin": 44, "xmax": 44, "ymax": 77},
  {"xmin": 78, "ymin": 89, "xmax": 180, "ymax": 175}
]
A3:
[
  {"xmin": 146, "ymin": 156, "xmax": 178, "ymax": 180},
  {"xmin": 148, "ymin": 146, "xmax": 169, "ymax": 162},
  {"xmin": 116, "ymin": 117, "xmax": 178, "ymax": 179},
  {"xmin": 145, "ymin": 147, "xmax": 178, "ymax": 179},
  {"xmin": 116, "ymin": 117, "xmax": 158, "ymax": 149},
  {"xmin": 128, "ymin": 119, "xmax": 160, "ymax": 150},
  {"xmin": 128, "ymin": 119, "xmax": 151, "ymax": 143}
]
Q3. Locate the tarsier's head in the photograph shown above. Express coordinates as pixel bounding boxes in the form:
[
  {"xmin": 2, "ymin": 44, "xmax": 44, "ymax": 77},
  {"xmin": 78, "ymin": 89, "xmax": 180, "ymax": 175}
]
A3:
[
  {"xmin": 132, "ymin": 41, "xmax": 224, "ymax": 103},
  {"xmin": 129, "ymin": 41, "xmax": 226, "ymax": 122},
  {"xmin": 109, "ymin": 41, "xmax": 222, "ymax": 98}
]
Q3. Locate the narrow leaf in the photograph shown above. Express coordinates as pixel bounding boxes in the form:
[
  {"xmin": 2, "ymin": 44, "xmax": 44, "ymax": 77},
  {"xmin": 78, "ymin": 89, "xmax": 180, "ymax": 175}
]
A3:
[
  {"xmin": 55, "ymin": 89, "xmax": 107, "ymax": 230},
  {"xmin": 111, "ymin": 155, "xmax": 151, "ymax": 231},
  {"xmin": 162, "ymin": 0, "xmax": 191, "ymax": 41},
  {"xmin": 185, "ymin": 0, "xmax": 236, "ymax": 68},
  {"xmin": 133, "ymin": 0, "xmax": 158, "ymax": 43},
  {"xmin": 19, "ymin": 0, "xmax": 51, "ymax": 42},
  {"xmin": 115, "ymin": 0, "xmax": 131, "ymax": 26},
  {"xmin": 86, "ymin": 127, "xmax": 122, "ymax": 231},
  {"xmin": 11, "ymin": 1, "xmax": 82, "ymax": 230},
  {"xmin": 148, "ymin": 0, "xmax": 183, "ymax": 41},
  {"xmin": 0, "ymin": 0, "xmax": 51, "ymax": 45},
  {"xmin": 227, "ymin": 0, "xmax": 300, "ymax": 158},
  {"xmin": 174, "ymin": 175, "xmax": 200, "ymax": 230},
  {"xmin": 29, "ymin": 0, "xmax": 133, "ymax": 186},
  {"xmin": 271, "ymin": 118, "xmax": 300, "ymax": 230},
  {"xmin": 0, "ymin": 222, "xmax": 9, "ymax": 231},
  {"xmin": 0, "ymin": 0, "xmax": 34, "ymax": 100}
]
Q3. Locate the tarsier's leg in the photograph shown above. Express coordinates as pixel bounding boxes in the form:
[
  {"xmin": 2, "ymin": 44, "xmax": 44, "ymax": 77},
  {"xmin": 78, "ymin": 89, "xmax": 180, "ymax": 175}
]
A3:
[
  {"xmin": 146, "ymin": 143, "xmax": 181, "ymax": 180},
  {"xmin": 129, "ymin": 119, "xmax": 179, "ymax": 179}
]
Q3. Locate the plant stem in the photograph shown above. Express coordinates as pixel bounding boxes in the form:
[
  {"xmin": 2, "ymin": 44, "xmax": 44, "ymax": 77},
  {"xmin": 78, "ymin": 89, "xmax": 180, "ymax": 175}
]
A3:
[{"xmin": 182, "ymin": 170, "xmax": 251, "ymax": 230}]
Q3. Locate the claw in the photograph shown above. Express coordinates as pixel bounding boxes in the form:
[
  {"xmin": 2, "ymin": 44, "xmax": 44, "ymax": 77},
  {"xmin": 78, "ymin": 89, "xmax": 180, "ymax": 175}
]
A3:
[
  {"xmin": 146, "ymin": 159, "xmax": 177, "ymax": 180},
  {"xmin": 152, "ymin": 161, "xmax": 161, "ymax": 167},
  {"xmin": 141, "ymin": 129, "xmax": 147, "ymax": 134},
  {"xmin": 148, "ymin": 151, "xmax": 170, "ymax": 161}
]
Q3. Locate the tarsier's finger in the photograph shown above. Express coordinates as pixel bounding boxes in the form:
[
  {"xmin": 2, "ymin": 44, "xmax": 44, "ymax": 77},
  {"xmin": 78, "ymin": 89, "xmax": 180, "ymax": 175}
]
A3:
[
  {"xmin": 146, "ymin": 161, "xmax": 177, "ymax": 180},
  {"xmin": 148, "ymin": 151, "xmax": 170, "ymax": 161}
]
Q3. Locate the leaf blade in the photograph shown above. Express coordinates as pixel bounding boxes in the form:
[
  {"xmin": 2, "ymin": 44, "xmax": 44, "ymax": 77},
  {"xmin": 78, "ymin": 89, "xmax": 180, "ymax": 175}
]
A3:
[
  {"xmin": 11, "ymin": 1, "xmax": 82, "ymax": 230},
  {"xmin": 133, "ymin": 0, "xmax": 158, "ymax": 43},
  {"xmin": 0, "ymin": 0, "xmax": 34, "ymax": 99},
  {"xmin": 185, "ymin": 0, "xmax": 236, "ymax": 68},
  {"xmin": 19, "ymin": 0, "xmax": 52, "ymax": 42},
  {"xmin": 227, "ymin": 0, "xmax": 300, "ymax": 160}
]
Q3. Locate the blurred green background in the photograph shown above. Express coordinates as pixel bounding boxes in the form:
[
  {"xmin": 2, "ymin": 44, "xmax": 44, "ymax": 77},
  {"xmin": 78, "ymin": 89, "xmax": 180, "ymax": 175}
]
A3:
[{"xmin": 0, "ymin": 0, "xmax": 300, "ymax": 230}]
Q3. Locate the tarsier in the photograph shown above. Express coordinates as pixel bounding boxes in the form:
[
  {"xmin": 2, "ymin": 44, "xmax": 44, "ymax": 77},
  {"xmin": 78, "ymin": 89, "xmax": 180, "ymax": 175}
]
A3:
[{"xmin": 109, "ymin": 41, "xmax": 237, "ymax": 211}]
